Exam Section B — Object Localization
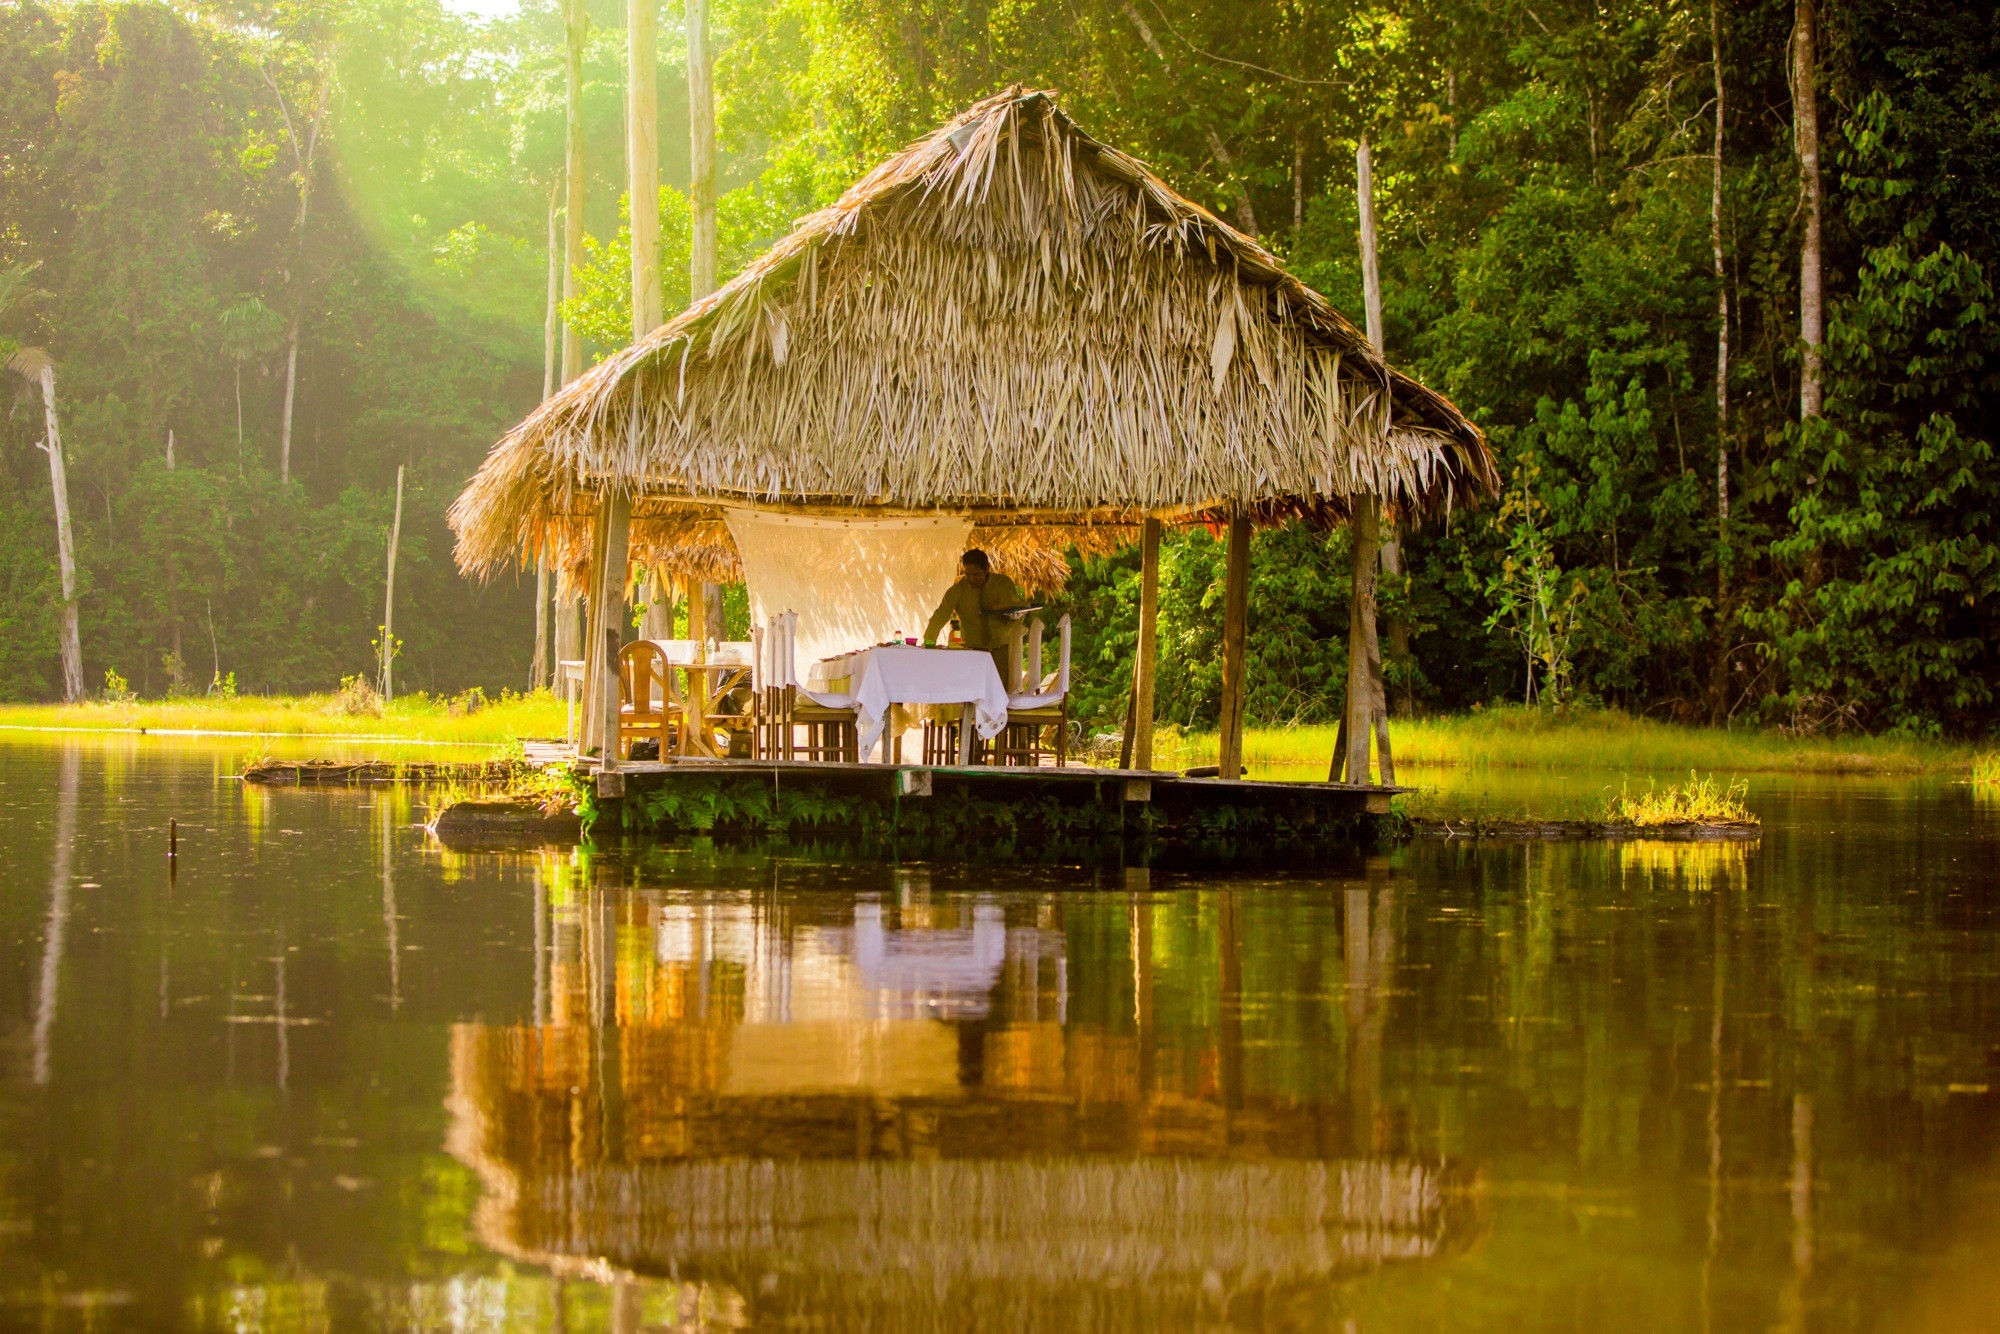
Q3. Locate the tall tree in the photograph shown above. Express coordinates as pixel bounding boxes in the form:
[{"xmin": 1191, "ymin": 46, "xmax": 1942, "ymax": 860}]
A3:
[
  {"xmin": 1794, "ymin": 0, "xmax": 1823, "ymax": 420},
  {"xmin": 688, "ymin": 0, "xmax": 718, "ymax": 300},
  {"xmin": 554, "ymin": 0, "xmax": 589, "ymax": 669},
  {"xmin": 534, "ymin": 189, "xmax": 559, "ymax": 690},
  {"xmin": 1341, "ymin": 134, "xmax": 1392, "ymax": 784},
  {"xmin": 688, "ymin": 0, "xmax": 722, "ymax": 639},
  {"xmin": 6, "ymin": 348, "xmax": 83, "ymax": 701},
  {"xmin": 1710, "ymin": 0, "xmax": 1730, "ymax": 598},
  {"xmin": 262, "ymin": 50, "xmax": 335, "ymax": 485},
  {"xmin": 629, "ymin": 0, "xmax": 661, "ymax": 338},
  {"xmin": 218, "ymin": 295, "xmax": 284, "ymax": 477}
]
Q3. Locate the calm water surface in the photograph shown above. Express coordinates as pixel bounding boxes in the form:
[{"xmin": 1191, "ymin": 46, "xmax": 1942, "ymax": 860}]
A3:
[{"xmin": 0, "ymin": 737, "xmax": 1996, "ymax": 1331}]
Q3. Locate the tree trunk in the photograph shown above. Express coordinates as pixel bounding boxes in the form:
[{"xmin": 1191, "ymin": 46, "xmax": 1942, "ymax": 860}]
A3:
[
  {"xmin": 269, "ymin": 78, "xmax": 325, "ymax": 488},
  {"xmin": 1341, "ymin": 497, "xmax": 1382, "ymax": 785},
  {"xmin": 629, "ymin": 0, "xmax": 662, "ymax": 339},
  {"xmin": 1132, "ymin": 517, "xmax": 1161, "ymax": 770},
  {"xmin": 555, "ymin": 0, "xmax": 590, "ymax": 664},
  {"xmin": 1794, "ymin": 0, "xmax": 1823, "ymax": 420},
  {"xmin": 381, "ymin": 464, "xmax": 404, "ymax": 701},
  {"xmin": 1356, "ymin": 136, "xmax": 1385, "ymax": 352},
  {"xmin": 562, "ymin": 0, "xmax": 588, "ymax": 385},
  {"xmin": 36, "ymin": 366, "xmax": 83, "ymax": 702},
  {"xmin": 687, "ymin": 0, "xmax": 722, "ymax": 642},
  {"xmin": 279, "ymin": 317, "xmax": 300, "ymax": 485},
  {"xmin": 1355, "ymin": 137, "xmax": 1404, "ymax": 726},
  {"xmin": 687, "ymin": 0, "xmax": 718, "ymax": 300},
  {"xmin": 639, "ymin": 569, "xmax": 673, "ymax": 639},
  {"xmin": 703, "ymin": 580, "xmax": 725, "ymax": 643},
  {"xmin": 1291, "ymin": 134, "xmax": 1305, "ymax": 237},
  {"xmin": 233, "ymin": 366, "xmax": 244, "ymax": 472},
  {"xmin": 582, "ymin": 493, "xmax": 632, "ymax": 762},
  {"xmin": 1713, "ymin": 0, "xmax": 1732, "ymax": 599},
  {"xmin": 543, "ymin": 187, "xmax": 560, "ymax": 403},
  {"xmin": 168, "ymin": 427, "xmax": 182, "ymax": 687},
  {"xmin": 533, "ymin": 188, "xmax": 560, "ymax": 691}
]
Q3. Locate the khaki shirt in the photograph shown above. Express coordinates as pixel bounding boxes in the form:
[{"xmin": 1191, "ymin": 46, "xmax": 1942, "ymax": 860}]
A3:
[{"xmin": 924, "ymin": 573, "xmax": 1024, "ymax": 650}]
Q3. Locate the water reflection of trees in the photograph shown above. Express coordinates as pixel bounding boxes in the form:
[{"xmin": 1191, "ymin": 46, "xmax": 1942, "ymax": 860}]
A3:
[{"xmin": 446, "ymin": 854, "xmax": 1476, "ymax": 1326}]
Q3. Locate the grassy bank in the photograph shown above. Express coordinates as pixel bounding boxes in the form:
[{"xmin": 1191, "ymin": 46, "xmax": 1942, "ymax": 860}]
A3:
[
  {"xmin": 0, "ymin": 690, "xmax": 568, "ymax": 746},
  {"xmin": 1157, "ymin": 706, "xmax": 1981, "ymax": 775},
  {"xmin": 0, "ymin": 693, "xmax": 1980, "ymax": 776}
]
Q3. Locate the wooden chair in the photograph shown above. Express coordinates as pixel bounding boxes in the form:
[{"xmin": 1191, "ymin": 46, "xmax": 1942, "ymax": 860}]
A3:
[
  {"xmin": 617, "ymin": 640, "xmax": 678, "ymax": 760},
  {"xmin": 769, "ymin": 611, "xmax": 860, "ymax": 762},
  {"xmin": 996, "ymin": 614, "xmax": 1072, "ymax": 766}
]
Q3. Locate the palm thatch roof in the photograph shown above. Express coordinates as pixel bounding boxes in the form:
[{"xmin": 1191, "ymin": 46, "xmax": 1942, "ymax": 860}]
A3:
[{"xmin": 451, "ymin": 88, "xmax": 1492, "ymax": 583}]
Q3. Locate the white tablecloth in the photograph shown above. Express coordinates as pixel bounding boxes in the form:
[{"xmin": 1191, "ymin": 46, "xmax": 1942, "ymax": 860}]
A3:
[{"xmin": 810, "ymin": 646, "xmax": 1010, "ymax": 760}]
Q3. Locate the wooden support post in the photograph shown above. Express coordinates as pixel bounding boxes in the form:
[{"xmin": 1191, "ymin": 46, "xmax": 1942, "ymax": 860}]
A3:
[
  {"xmin": 380, "ymin": 464, "xmax": 404, "ymax": 702},
  {"xmin": 532, "ymin": 559, "xmax": 549, "ymax": 690},
  {"xmin": 683, "ymin": 575, "xmax": 710, "ymax": 754},
  {"xmin": 578, "ymin": 525, "xmax": 605, "ymax": 757},
  {"xmin": 685, "ymin": 573, "xmax": 707, "ymax": 644},
  {"xmin": 1217, "ymin": 511, "xmax": 1251, "ymax": 779},
  {"xmin": 1132, "ymin": 517, "xmax": 1162, "ymax": 772},
  {"xmin": 580, "ymin": 493, "xmax": 630, "ymax": 762},
  {"xmin": 1342, "ymin": 497, "xmax": 1382, "ymax": 785}
]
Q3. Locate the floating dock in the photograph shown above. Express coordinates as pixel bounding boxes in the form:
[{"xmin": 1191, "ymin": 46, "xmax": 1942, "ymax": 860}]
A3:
[{"xmin": 433, "ymin": 753, "xmax": 1398, "ymax": 867}]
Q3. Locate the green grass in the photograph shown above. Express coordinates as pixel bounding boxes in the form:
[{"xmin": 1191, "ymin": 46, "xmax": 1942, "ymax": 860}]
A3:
[
  {"xmin": 0, "ymin": 690, "xmax": 568, "ymax": 746},
  {"xmin": 1975, "ymin": 753, "xmax": 2000, "ymax": 785},
  {"xmin": 1155, "ymin": 705, "xmax": 1979, "ymax": 776}
]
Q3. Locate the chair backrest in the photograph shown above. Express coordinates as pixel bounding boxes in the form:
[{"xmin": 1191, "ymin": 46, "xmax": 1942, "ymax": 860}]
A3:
[
  {"xmin": 1049, "ymin": 614, "xmax": 1072, "ymax": 695},
  {"xmin": 618, "ymin": 640, "xmax": 669, "ymax": 715},
  {"xmin": 750, "ymin": 623, "xmax": 765, "ymax": 693},
  {"xmin": 1048, "ymin": 616, "xmax": 1080, "ymax": 700},
  {"xmin": 1025, "ymin": 618, "xmax": 1045, "ymax": 692},
  {"xmin": 776, "ymin": 610, "xmax": 801, "ymax": 689}
]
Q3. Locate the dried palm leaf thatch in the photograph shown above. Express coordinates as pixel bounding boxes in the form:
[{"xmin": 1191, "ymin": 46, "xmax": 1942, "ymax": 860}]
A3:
[{"xmin": 451, "ymin": 87, "xmax": 1493, "ymax": 580}]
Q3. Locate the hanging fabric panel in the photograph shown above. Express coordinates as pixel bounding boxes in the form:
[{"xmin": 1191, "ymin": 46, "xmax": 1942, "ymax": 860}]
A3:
[{"xmin": 721, "ymin": 508, "xmax": 973, "ymax": 672}]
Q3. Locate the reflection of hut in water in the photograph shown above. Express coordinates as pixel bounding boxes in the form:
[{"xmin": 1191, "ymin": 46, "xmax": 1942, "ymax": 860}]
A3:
[{"xmin": 447, "ymin": 882, "xmax": 1480, "ymax": 1323}]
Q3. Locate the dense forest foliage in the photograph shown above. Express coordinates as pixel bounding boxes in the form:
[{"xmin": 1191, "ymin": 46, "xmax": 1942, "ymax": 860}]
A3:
[{"xmin": 0, "ymin": 0, "xmax": 1993, "ymax": 733}]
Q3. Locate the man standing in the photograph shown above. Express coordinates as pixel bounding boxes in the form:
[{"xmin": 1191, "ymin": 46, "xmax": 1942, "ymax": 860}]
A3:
[{"xmin": 923, "ymin": 549, "xmax": 1025, "ymax": 682}]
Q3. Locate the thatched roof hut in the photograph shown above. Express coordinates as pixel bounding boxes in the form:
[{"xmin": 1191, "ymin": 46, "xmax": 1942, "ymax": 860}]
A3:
[{"xmin": 450, "ymin": 87, "xmax": 1491, "ymax": 591}]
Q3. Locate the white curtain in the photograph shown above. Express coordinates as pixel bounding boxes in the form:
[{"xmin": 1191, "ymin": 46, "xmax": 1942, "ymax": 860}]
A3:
[{"xmin": 722, "ymin": 507, "xmax": 972, "ymax": 672}]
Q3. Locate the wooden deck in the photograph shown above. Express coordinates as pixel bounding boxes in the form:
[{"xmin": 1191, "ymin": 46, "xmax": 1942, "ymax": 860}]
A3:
[{"xmin": 504, "ymin": 746, "xmax": 1400, "ymax": 866}]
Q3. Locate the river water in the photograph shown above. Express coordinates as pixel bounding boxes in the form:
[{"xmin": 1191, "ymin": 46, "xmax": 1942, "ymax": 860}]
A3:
[{"xmin": 0, "ymin": 737, "xmax": 1994, "ymax": 1330}]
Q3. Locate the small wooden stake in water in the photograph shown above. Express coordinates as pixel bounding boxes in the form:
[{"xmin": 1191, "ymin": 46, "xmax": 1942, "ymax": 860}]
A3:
[{"xmin": 169, "ymin": 819, "xmax": 178, "ymax": 860}]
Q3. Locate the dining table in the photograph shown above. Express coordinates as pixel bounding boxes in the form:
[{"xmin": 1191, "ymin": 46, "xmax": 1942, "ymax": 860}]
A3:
[
  {"xmin": 642, "ymin": 639, "xmax": 753, "ymax": 757},
  {"xmin": 808, "ymin": 644, "xmax": 1011, "ymax": 763}
]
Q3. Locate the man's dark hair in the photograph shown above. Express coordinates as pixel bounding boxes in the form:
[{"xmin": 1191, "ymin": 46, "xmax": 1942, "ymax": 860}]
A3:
[{"xmin": 960, "ymin": 549, "xmax": 991, "ymax": 571}]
